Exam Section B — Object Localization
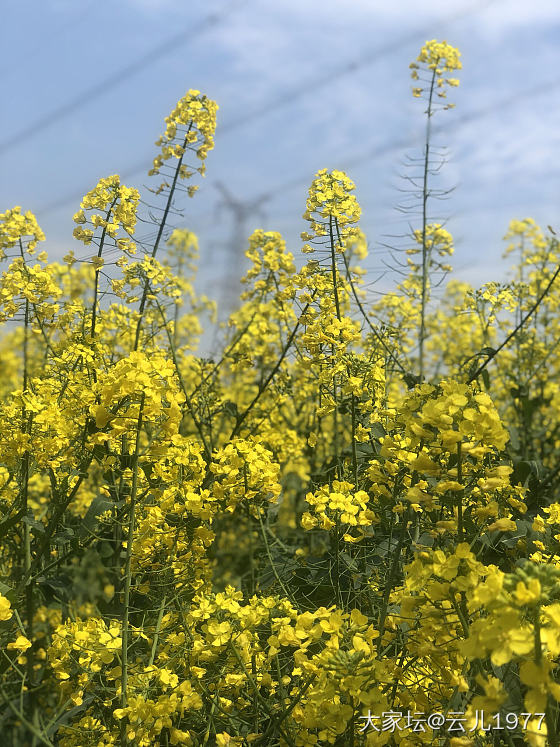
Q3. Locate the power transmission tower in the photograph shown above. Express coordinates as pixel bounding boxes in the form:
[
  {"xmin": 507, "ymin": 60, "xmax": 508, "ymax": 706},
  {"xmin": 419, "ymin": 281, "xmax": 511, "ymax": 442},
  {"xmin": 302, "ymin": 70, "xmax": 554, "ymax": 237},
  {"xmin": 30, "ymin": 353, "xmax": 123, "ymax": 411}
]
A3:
[{"xmin": 213, "ymin": 181, "xmax": 270, "ymax": 319}]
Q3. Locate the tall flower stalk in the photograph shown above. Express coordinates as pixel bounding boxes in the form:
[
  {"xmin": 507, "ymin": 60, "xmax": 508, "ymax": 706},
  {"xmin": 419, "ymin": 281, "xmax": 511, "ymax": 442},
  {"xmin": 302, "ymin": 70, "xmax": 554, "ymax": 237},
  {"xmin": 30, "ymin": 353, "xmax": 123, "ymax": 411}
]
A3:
[
  {"xmin": 133, "ymin": 90, "xmax": 217, "ymax": 351},
  {"xmin": 410, "ymin": 39, "xmax": 461, "ymax": 380}
]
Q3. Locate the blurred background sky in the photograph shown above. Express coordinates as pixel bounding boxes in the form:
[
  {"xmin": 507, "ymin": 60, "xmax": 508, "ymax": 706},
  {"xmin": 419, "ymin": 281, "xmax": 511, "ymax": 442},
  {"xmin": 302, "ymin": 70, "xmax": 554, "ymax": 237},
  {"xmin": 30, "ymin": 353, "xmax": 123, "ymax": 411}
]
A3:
[{"xmin": 1, "ymin": 0, "xmax": 559, "ymax": 349}]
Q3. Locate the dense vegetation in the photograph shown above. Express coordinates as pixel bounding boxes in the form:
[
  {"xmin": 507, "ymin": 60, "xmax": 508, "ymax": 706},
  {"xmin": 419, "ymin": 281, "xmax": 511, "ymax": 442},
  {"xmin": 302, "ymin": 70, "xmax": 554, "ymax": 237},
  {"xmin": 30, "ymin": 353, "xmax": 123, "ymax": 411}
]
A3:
[{"xmin": 1, "ymin": 40, "xmax": 560, "ymax": 746}]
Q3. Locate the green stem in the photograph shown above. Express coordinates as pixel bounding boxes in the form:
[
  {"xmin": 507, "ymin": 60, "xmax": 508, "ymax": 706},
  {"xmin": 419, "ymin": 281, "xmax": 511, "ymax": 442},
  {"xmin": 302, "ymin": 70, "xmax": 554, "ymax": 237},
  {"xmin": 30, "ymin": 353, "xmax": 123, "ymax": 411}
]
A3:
[
  {"xmin": 133, "ymin": 129, "xmax": 191, "ymax": 352},
  {"xmin": 257, "ymin": 514, "xmax": 296, "ymax": 604},
  {"xmin": 154, "ymin": 298, "xmax": 211, "ymax": 461},
  {"xmin": 20, "ymin": 294, "xmax": 37, "ymax": 743},
  {"xmin": 229, "ymin": 297, "xmax": 314, "ymax": 440},
  {"xmin": 351, "ymin": 392, "xmax": 358, "ymax": 485},
  {"xmin": 336, "ymin": 222, "xmax": 406, "ymax": 376},
  {"xmin": 148, "ymin": 594, "xmax": 167, "ymax": 668},
  {"xmin": 457, "ymin": 440, "xmax": 463, "ymax": 541},
  {"xmin": 329, "ymin": 215, "xmax": 342, "ymax": 322},
  {"xmin": 90, "ymin": 195, "xmax": 118, "ymax": 341},
  {"xmin": 0, "ymin": 685, "xmax": 54, "ymax": 747},
  {"xmin": 120, "ymin": 393, "xmax": 145, "ymax": 744},
  {"xmin": 419, "ymin": 66, "xmax": 437, "ymax": 382},
  {"xmin": 468, "ymin": 240, "xmax": 560, "ymax": 383},
  {"xmin": 534, "ymin": 614, "xmax": 557, "ymax": 744},
  {"xmin": 377, "ymin": 509, "xmax": 409, "ymax": 654}
]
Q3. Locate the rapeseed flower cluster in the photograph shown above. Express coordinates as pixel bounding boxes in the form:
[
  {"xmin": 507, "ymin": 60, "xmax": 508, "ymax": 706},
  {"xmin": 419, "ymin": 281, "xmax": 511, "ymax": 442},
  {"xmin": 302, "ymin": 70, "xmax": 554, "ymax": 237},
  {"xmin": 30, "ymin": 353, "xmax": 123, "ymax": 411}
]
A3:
[
  {"xmin": 0, "ymin": 205, "xmax": 45, "ymax": 257},
  {"xmin": 301, "ymin": 168, "xmax": 361, "ymax": 254},
  {"xmin": 410, "ymin": 39, "xmax": 462, "ymax": 101},
  {"xmin": 72, "ymin": 174, "xmax": 140, "ymax": 252},
  {"xmin": 150, "ymin": 88, "xmax": 218, "ymax": 195}
]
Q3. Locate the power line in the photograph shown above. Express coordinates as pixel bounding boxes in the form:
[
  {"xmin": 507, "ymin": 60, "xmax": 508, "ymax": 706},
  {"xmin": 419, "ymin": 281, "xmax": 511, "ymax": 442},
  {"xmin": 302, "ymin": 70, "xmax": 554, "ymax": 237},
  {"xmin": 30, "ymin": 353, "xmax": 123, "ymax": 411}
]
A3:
[
  {"xmin": 218, "ymin": 0, "xmax": 500, "ymax": 135},
  {"xmin": 0, "ymin": 0, "xmax": 249, "ymax": 156},
  {"xmin": 36, "ymin": 156, "xmax": 160, "ymax": 216},
  {"xmin": 34, "ymin": 0, "xmax": 498, "ymax": 217},
  {"xmin": 251, "ymin": 75, "xmax": 560, "ymax": 206},
  {"xmin": 35, "ymin": 71, "xmax": 559, "ymax": 225}
]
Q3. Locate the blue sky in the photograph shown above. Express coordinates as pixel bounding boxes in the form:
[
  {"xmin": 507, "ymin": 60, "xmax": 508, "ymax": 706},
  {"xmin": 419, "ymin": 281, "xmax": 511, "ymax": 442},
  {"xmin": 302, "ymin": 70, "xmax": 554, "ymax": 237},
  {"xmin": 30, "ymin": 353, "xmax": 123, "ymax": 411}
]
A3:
[{"xmin": 1, "ymin": 0, "xmax": 559, "ymax": 333}]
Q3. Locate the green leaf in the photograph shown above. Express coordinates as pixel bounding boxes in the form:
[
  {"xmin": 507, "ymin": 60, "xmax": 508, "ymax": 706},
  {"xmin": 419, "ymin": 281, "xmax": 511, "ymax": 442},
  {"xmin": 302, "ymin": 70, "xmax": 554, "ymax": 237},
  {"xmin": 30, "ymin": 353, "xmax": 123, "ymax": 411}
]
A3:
[
  {"xmin": 37, "ymin": 574, "xmax": 72, "ymax": 602},
  {"xmin": 83, "ymin": 496, "xmax": 114, "ymax": 531},
  {"xmin": 403, "ymin": 373, "xmax": 421, "ymax": 389},
  {"xmin": 222, "ymin": 400, "xmax": 239, "ymax": 419},
  {"xmin": 53, "ymin": 527, "xmax": 75, "ymax": 545},
  {"xmin": 0, "ymin": 579, "xmax": 14, "ymax": 601},
  {"xmin": 369, "ymin": 422, "xmax": 386, "ymax": 439},
  {"xmin": 22, "ymin": 516, "xmax": 45, "ymax": 534},
  {"xmin": 99, "ymin": 542, "xmax": 115, "ymax": 559}
]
